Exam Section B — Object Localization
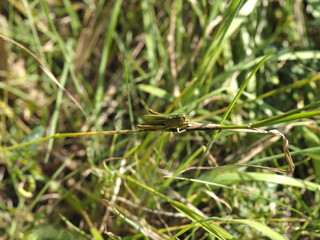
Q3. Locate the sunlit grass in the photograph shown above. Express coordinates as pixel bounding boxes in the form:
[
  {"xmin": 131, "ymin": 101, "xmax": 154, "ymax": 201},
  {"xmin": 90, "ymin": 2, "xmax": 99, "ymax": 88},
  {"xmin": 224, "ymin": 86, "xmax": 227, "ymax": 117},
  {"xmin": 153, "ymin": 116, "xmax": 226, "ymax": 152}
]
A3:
[{"xmin": 1, "ymin": 0, "xmax": 320, "ymax": 239}]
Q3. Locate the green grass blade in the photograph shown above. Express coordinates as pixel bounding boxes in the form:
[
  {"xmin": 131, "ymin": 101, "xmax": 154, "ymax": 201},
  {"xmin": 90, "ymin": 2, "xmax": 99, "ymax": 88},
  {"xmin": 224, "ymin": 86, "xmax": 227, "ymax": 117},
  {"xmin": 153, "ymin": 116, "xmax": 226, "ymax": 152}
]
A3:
[
  {"xmin": 94, "ymin": 0, "xmax": 123, "ymax": 118},
  {"xmin": 200, "ymin": 52, "xmax": 272, "ymax": 169},
  {"xmin": 124, "ymin": 175, "xmax": 234, "ymax": 239},
  {"xmin": 252, "ymin": 102, "xmax": 320, "ymax": 127},
  {"xmin": 220, "ymin": 51, "xmax": 272, "ymax": 125},
  {"xmin": 174, "ymin": 176, "xmax": 306, "ymax": 216},
  {"xmin": 229, "ymin": 220, "xmax": 287, "ymax": 240},
  {"xmin": 196, "ymin": 0, "xmax": 244, "ymax": 87},
  {"xmin": 170, "ymin": 201, "xmax": 235, "ymax": 239},
  {"xmin": 137, "ymin": 84, "xmax": 175, "ymax": 102},
  {"xmin": 206, "ymin": 172, "xmax": 319, "ymax": 192},
  {"xmin": 141, "ymin": 0, "xmax": 157, "ymax": 71},
  {"xmin": 44, "ymin": 64, "xmax": 70, "ymax": 163}
]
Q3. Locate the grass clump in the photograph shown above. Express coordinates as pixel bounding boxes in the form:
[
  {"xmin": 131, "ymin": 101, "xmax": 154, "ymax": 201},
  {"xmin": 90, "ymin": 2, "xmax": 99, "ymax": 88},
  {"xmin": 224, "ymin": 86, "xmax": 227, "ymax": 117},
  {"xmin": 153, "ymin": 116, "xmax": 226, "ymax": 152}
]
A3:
[{"xmin": 0, "ymin": 0, "xmax": 320, "ymax": 239}]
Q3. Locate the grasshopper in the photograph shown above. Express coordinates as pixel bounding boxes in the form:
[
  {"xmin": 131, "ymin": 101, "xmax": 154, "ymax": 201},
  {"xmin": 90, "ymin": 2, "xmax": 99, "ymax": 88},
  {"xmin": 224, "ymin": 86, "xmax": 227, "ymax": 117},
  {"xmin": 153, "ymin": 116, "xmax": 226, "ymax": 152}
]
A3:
[{"xmin": 138, "ymin": 109, "xmax": 191, "ymax": 133}]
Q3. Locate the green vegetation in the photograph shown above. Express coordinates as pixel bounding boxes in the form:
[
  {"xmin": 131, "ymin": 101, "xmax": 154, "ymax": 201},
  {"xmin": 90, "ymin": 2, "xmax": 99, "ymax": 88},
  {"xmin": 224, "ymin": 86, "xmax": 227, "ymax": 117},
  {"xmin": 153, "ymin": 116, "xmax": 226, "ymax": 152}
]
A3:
[{"xmin": 1, "ymin": 0, "xmax": 320, "ymax": 239}]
